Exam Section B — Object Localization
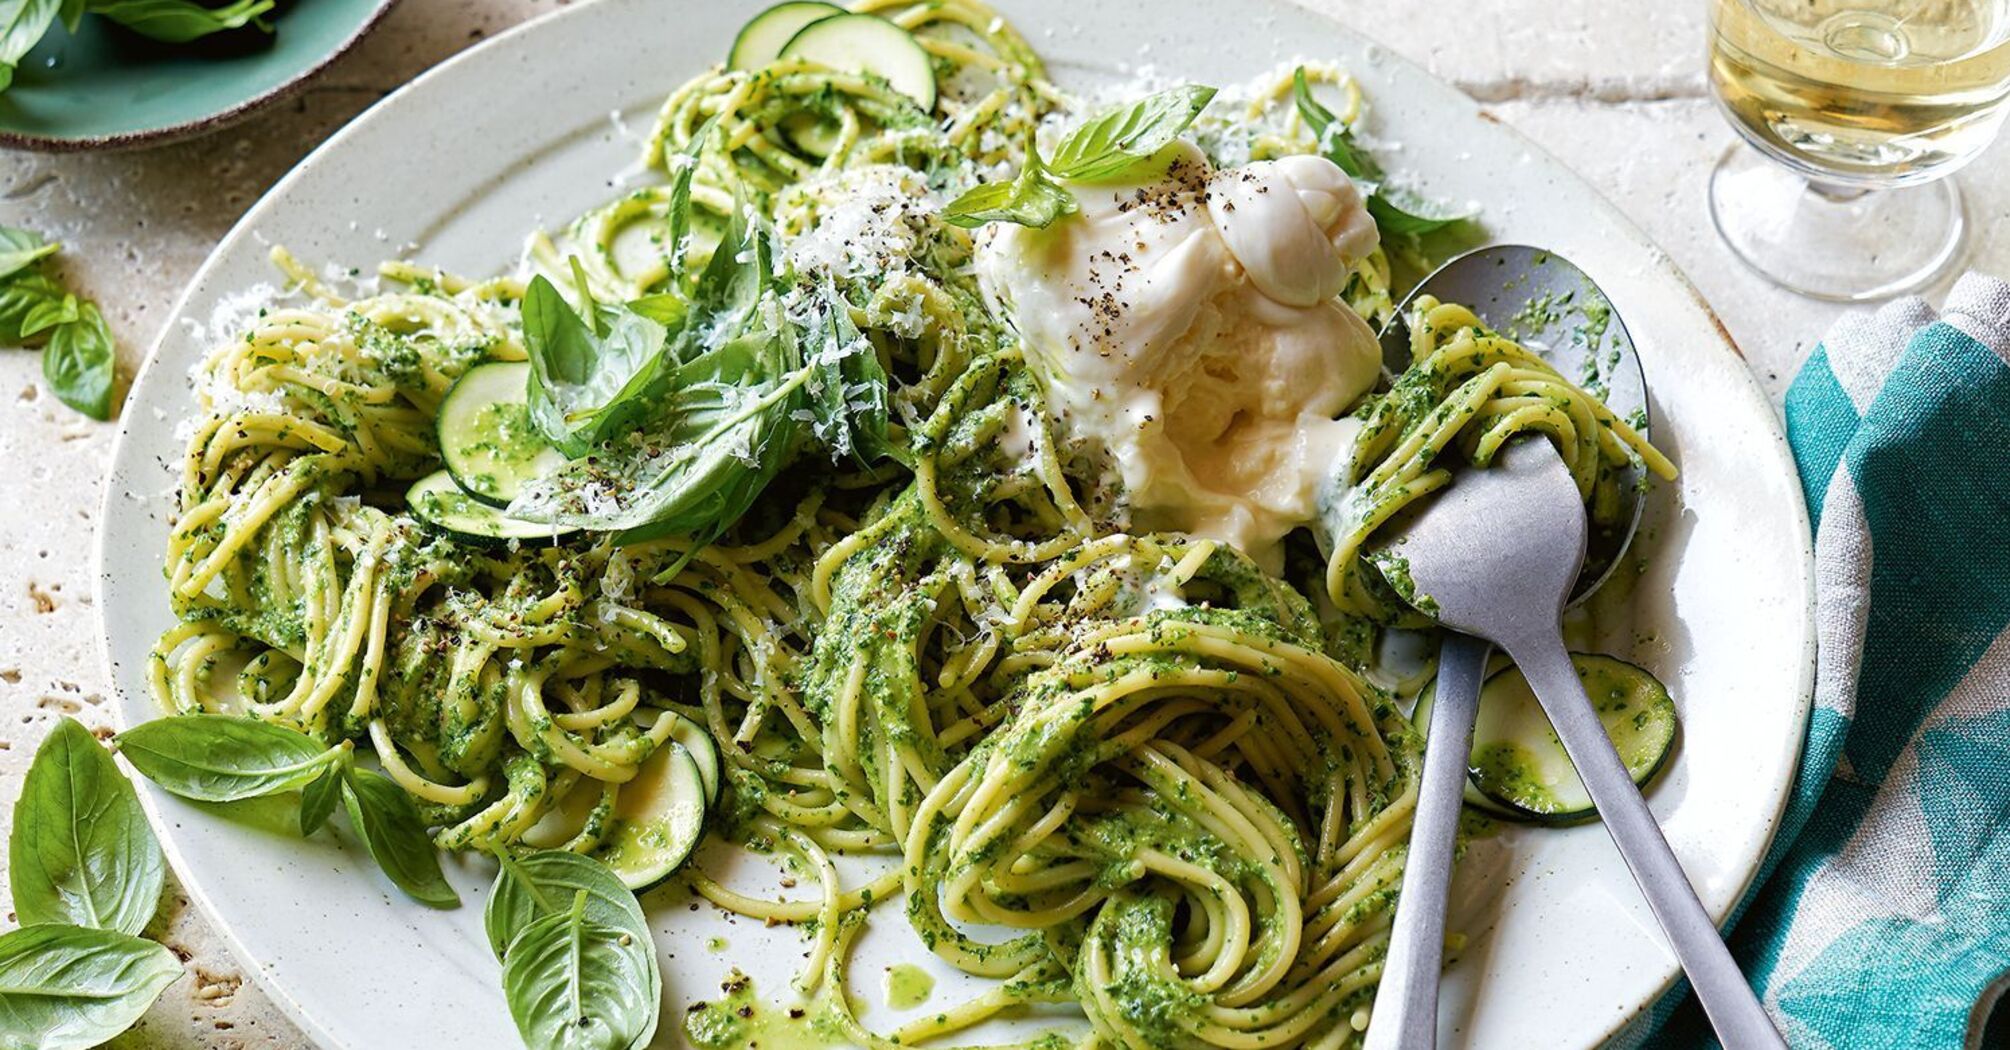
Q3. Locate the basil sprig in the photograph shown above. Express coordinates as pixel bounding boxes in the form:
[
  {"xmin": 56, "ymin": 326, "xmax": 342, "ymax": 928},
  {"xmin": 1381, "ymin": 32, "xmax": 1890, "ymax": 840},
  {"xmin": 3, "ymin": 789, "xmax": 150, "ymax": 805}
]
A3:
[
  {"xmin": 942, "ymin": 84, "xmax": 1217, "ymax": 229},
  {"xmin": 116, "ymin": 714, "xmax": 458, "ymax": 908},
  {"xmin": 0, "ymin": 717, "xmax": 181, "ymax": 1050},
  {"xmin": 0, "ymin": 225, "xmax": 119, "ymax": 419},
  {"xmin": 9, "ymin": 718, "xmax": 163, "ymax": 935},
  {"xmin": 1291, "ymin": 67, "xmax": 1476, "ymax": 237},
  {"xmin": 489, "ymin": 852, "xmax": 660, "ymax": 1050}
]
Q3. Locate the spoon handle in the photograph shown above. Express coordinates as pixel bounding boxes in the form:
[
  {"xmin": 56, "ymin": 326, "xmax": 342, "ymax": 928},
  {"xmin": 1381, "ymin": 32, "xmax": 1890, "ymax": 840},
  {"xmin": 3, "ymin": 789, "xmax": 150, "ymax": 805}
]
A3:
[
  {"xmin": 1363, "ymin": 631, "xmax": 1491, "ymax": 1050},
  {"xmin": 1501, "ymin": 633, "xmax": 1786, "ymax": 1050}
]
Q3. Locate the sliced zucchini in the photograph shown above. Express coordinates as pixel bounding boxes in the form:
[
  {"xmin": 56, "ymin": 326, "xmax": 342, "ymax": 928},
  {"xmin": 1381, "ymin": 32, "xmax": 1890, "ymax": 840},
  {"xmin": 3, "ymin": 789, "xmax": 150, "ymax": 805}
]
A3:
[
  {"xmin": 652, "ymin": 709, "xmax": 722, "ymax": 805},
  {"xmin": 1466, "ymin": 654, "xmax": 1678, "ymax": 824},
  {"xmin": 406, "ymin": 469, "xmax": 578, "ymax": 546},
  {"xmin": 1411, "ymin": 683, "xmax": 1517, "ymax": 820},
  {"xmin": 727, "ymin": 0, "xmax": 842, "ymax": 70},
  {"xmin": 780, "ymin": 13, "xmax": 937, "ymax": 111},
  {"xmin": 437, "ymin": 361, "xmax": 566, "ymax": 508},
  {"xmin": 593, "ymin": 740, "xmax": 709, "ymax": 891}
]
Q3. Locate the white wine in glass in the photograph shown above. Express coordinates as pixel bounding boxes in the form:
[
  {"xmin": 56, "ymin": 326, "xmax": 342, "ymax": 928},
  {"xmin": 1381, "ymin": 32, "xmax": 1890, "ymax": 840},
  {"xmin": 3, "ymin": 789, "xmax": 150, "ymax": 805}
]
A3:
[{"xmin": 1708, "ymin": 0, "xmax": 2010, "ymax": 300}]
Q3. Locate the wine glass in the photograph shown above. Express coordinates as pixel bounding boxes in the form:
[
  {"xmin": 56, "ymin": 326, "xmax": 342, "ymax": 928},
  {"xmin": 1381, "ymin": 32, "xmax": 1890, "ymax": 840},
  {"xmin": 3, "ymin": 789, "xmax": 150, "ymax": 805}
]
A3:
[{"xmin": 1707, "ymin": 0, "xmax": 2010, "ymax": 301}]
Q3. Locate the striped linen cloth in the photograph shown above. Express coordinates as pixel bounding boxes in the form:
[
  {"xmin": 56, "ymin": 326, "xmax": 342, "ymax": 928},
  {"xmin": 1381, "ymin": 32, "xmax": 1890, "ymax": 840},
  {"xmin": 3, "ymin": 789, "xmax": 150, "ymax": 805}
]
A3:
[{"xmin": 1635, "ymin": 275, "xmax": 2010, "ymax": 1048}]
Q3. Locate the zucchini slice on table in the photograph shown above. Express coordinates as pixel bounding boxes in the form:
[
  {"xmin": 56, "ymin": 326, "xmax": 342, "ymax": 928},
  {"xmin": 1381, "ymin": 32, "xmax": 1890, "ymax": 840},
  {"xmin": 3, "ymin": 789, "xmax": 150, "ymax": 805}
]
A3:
[
  {"xmin": 436, "ymin": 361, "xmax": 566, "ymax": 508},
  {"xmin": 1417, "ymin": 652, "xmax": 1678, "ymax": 824},
  {"xmin": 406, "ymin": 470, "xmax": 577, "ymax": 546},
  {"xmin": 593, "ymin": 740, "xmax": 710, "ymax": 891},
  {"xmin": 728, "ymin": 1, "xmax": 843, "ymax": 70},
  {"xmin": 780, "ymin": 13, "xmax": 938, "ymax": 110}
]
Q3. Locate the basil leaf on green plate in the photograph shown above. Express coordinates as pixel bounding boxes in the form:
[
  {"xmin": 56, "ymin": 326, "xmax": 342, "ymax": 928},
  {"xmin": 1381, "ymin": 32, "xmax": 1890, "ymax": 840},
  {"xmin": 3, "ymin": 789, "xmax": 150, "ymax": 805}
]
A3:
[
  {"xmin": 87, "ymin": 0, "xmax": 274, "ymax": 44},
  {"xmin": 340, "ymin": 767, "xmax": 459, "ymax": 908},
  {"xmin": 501, "ymin": 891, "xmax": 657, "ymax": 1050},
  {"xmin": 117, "ymin": 714, "xmax": 339, "ymax": 802},
  {"xmin": 0, "ymin": 0, "xmax": 61, "ymax": 93},
  {"xmin": 0, "ymin": 923, "xmax": 181, "ymax": 1050},
  {"xmin": 10, "ymin": 718, "xmax": 164, "ymax": 936}
]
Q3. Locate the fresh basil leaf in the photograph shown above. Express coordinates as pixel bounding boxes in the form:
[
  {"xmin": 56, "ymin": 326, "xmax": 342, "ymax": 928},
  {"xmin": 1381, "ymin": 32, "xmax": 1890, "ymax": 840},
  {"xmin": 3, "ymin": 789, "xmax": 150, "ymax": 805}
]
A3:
[
  {"xmin": 298, "ymin": 765, "xmax": 342, "ymax": 837},
  {"xmin": 0, "ymin": 269, "xmax": 70, "ymax": 345},
  {"xmin": 802, "ymin": 285, "xmax": 893, "ymax": 464},
  {"xmin": 0, "ymin": 923, "xmax": 181, "ymax": 1050},
  {"xmin": 9, "ymin": 718, "xmax": 164, "ymax": 936},
  {"xmin": 1049, "ymin": 84, "xmax": 1217, "ymax": 182},
  {"xmin": 1367, "ymin": 184, "xmax": 1478, "ymax": 237},
  {"xmin": 691, "ymin": 197, "xmax": 779, "ymax": 326},
  {"xmin": 501, "ymin": 891, "xmax": 656, "ymax": 1050},
  {"xmin": 56, "ymin": 0, "xmax": 81, "ymax": 31},
  {"xmin": 484, "ymin": 851, "xmax": 650, "ymax": 961},
  {"xmin": 663, "ymin": 114, "xmax": 720, "ymax": 282},
  {"xmin": 20, "ymin": 291, "xmax": 78, "ymax": 339},
  {"xmin": 42, "ymin": 301, "xmax": 115, "ymax": 419},
  {"xmin": 941, "ymin": 149, "xmax": 1076, "ymax": 230},
  {"xmin": 0, "ymin": 225, "xmax": 57, "ymax": 281},
  {"xmin": 88, "ymin": 0, "xmax": 274, "ymax": 43},
  {"xmin": 521, "ymin": 268, "xmax": 673, "ymax": 457},
  {"xmin": 116, "ymin": 714, "xmax": 339, "ymax": 802},
  {"xmin": 513, "ymin": 324, "xmax": 807, "ymax": 539},
  {"xmin": 0, "ymin": 0, "xmax": 59, "ymax": 92},
  {"xmin": 339, "ymin": 767, "xmax": 458, "ymax": 908},
  {"xmin": 1291, "ymin": 66, "xmax": 1375, "ymax": 181}
]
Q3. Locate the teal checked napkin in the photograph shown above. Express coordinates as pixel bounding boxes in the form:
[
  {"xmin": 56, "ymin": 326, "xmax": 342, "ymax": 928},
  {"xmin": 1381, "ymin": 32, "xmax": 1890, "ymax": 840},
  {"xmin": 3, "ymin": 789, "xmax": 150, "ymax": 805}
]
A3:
[{"xmin": 1641, "ymin": 275, "xmax": 2010, "ymax": 1049}]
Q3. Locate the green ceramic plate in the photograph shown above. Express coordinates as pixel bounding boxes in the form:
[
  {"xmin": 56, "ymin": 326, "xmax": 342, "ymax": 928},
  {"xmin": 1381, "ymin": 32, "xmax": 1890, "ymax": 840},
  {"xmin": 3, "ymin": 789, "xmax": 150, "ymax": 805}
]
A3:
[{"xmin": 0, "ymin": 0, "xmax": 399, "ymax": 152}]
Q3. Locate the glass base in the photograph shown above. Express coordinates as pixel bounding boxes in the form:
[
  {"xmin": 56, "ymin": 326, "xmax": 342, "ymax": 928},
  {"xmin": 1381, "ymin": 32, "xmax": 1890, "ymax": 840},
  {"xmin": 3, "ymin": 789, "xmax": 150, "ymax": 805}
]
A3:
[{"xmin": 1707, "ymin": 143, "xmax": 1967, "ymax": 302}]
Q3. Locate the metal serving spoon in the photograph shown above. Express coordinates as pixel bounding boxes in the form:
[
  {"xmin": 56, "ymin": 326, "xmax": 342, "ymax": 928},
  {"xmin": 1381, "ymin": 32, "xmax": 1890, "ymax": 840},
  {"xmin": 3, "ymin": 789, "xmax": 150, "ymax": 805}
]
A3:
[{"xmin": 1360, "ymin": 247, "xmax": 1782, "ymax": 1050}]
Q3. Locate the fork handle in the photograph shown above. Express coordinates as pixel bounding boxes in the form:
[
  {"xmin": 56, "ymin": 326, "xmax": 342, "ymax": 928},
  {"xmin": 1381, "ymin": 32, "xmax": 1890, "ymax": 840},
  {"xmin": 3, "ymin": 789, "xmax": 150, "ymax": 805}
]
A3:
[
  {"xmin": 1501, "ymin": 632, "xmax": 1786, "ymax": 1050},
  {"xmin": 1363, "ymin": 631, "xmax": 1491, "ymax": 1050}
]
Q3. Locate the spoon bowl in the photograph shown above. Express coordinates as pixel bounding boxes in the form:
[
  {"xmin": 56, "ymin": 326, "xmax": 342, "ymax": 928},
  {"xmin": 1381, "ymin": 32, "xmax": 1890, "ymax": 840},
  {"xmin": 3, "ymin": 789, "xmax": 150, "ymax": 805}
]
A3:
[{"xmin": 1376, "ymin": 244, "xmax": 1650, "ymax": 604}]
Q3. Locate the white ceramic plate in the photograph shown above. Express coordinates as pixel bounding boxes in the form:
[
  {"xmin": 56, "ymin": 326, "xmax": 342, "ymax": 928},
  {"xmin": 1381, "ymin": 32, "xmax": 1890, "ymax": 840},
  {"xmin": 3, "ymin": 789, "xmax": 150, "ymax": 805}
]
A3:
[{"xmin": 95, "ymin": 1, "xmax": 1817, "ymax": 1046}]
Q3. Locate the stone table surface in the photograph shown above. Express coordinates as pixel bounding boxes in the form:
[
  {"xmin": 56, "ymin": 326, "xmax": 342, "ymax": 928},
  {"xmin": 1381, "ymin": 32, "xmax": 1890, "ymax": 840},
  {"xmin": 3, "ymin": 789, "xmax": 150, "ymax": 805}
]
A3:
[{"xmin": 0, "ymin": 1, "xmax": 2003, "ymax": 1047}]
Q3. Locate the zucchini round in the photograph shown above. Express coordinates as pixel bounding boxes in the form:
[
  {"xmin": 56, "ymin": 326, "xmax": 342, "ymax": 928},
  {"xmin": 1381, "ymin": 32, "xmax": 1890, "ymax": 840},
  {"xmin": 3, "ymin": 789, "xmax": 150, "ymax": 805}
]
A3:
[
  {"xmin": 593, "ymin": 740, "xmax": 709, "ymax": 891},
  {"xmin": 436, "ymin": 361, "xmax": 566, "ymax": 508},
  {"xmin": 406, "ymin": 470, "xmax": 578, "ymax": 546},
  {"xmin": 652, "ymin": 710, "xmax": 722, "ymax": 805},
  {"xmin": 1410, "ymin": 682, "xmax": 1518, "ymax": 820},
  {"xmin": 727, "ymin": 1, "xmax": 842, "ymax": 70},
  {"xmin": 780, "ymin": 13, "xmax": 937, "ymax": 111},
  {"xmin": 1467, "ymin": 653, "xmax": 1678, "ymax": 824}
]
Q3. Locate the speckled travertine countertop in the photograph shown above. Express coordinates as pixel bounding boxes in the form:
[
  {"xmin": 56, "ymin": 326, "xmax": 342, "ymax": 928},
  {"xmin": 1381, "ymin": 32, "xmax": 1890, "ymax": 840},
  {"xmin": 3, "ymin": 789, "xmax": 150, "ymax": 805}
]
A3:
[{"xmin": 1, "ymin": 1, "xmax": 2004, "ymax": 1046}]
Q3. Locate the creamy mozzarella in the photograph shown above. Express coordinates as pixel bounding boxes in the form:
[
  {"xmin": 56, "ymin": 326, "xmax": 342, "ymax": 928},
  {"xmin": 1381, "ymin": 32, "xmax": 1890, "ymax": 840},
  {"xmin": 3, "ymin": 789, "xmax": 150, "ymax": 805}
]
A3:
[{"xmin": 976, "ymin": 143, "xmax": 1382, "ymax": 565}]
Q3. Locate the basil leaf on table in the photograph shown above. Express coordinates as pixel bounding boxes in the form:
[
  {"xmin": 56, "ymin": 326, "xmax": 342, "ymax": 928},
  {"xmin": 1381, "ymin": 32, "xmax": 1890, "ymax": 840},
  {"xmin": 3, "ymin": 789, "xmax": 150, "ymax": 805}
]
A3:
[
  {"xmin": 88, "ymin": 0, "xmax": 275, "ymax": 44},
  {"xmin": 339, "ymin": 767, "xmax": 459, "ymax": 908},
  {"xmin": 9, "ymin": 718, "xmax": 164, "ymax": 936},
  {"xmin": 0, "ymin": 269, "xmax": 72, "ymax": 345},
  {"xmin": 0, "ymin": 226, "xmax": 58, "ymax": 281},
  {"xmin": 0, "ymin": 923, "xmax": 182, "ymax": 1050},
  {"xmin": 116, "ymin": 714, "xmax": 342, "ymax": 801},
  {"xmin": 521, "ymin": 263, "xmax": 673, "ymax": 457},
  {"xmin": 0, "ymin": 0, "xmax": 60, "ymax": 93},
  {"xmin": 1049, "ymin": 83, "xmax": 1217, "ymax": 181},
  {"xmin": 42, "ymin": 300, "xmax": 116, "ymax": 420},
  {"xmin": 941, "ymin": 148, "xmax": 1077, "ymax": 230},
  {"xmin": 501, "ymin": 890, "xmax": 657, "ymax": 1050},
  {"xmin": 298, "ymin": 764, "xmax": 342, "ymax": 837}
]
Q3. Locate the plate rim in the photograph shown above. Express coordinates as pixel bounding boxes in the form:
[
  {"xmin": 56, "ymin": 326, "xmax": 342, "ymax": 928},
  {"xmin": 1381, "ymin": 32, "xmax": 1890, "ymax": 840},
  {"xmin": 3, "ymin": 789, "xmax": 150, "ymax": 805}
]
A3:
[
  {"xmin": 0, "ymin": 0, "xmax": 403, "ymax": 154},
  {"xmin": 91, "ymin": 0, "xmax": 1820, "ymax": 1045}
]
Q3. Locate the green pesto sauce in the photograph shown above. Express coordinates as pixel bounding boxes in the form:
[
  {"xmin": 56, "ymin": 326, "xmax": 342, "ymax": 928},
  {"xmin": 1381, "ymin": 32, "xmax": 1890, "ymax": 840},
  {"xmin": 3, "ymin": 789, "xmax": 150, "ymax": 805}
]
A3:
[
  {"xmin": 706, "ymin": 935, "xmax": 729, "ymax": 954},
  {"xmin": 683, "ymin": 973, "xmax": 846, "ymax": 1050},
  {"xmin": 883, "ymin": 963, "xmax": 935, "ymax": 1010}
]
